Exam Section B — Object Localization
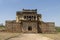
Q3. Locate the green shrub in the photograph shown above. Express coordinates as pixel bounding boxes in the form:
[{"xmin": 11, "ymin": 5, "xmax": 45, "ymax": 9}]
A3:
[{"xmin": 56, "ymin": 27, "xmax": 60, "ymax": 32}]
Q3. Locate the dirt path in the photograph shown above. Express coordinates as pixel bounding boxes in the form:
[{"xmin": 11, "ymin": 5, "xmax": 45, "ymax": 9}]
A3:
[{"xmin": 8, "ymin": 33, "xmax": 54, "ymax": 40}]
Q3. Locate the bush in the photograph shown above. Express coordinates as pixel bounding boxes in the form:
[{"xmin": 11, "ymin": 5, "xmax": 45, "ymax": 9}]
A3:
[{"xmin": 55, "ymin": 27, "xmax": 60, "ymax": 32}]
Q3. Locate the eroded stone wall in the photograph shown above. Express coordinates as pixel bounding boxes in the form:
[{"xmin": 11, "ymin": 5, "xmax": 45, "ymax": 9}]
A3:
[
  {"xmin": 39, "ymin": 22, "xmax": 56, "ymax": 33},
  {"xmin": 22, "ymin": 21, "xmax": 37, "ymax": 33},
  {"xmin": 5, "ymin": 21, "xmax": 22, "ymax": 33}
]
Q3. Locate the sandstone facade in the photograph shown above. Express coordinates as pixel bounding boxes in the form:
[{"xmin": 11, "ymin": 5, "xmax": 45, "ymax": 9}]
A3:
[{"xmin": 5, "ymin": 9, "xmax": 56, "ymax": 33}]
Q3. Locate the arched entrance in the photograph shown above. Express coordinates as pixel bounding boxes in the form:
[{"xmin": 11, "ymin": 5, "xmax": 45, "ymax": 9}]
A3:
[{"xmin": 28, "ymin": 26, "xmax": 32, "ymax": 31}]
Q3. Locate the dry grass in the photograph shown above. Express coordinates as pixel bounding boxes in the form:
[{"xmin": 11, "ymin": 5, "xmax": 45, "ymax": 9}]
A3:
[
  {"xmin": 41, "ymin": 32, "xmax": 60, "ymax": 40},
  {"xmin": 0, "ymin": 32, "xmax": 20, "ymax": 40}
]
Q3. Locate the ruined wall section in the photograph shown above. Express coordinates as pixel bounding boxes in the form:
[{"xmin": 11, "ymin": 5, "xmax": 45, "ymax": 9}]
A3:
[
  {"xmin": 39, "ymin": 22, "xmax": 56, "ymax": 33},
  {"xmin": 46, "ymin": 22, "xmax": 56, "ymax": 33},
  {"xmin": 5, "ymin": 21, "xmax": 22, "ymax": 33},
  {"xmin": 22, "ymin": 21, "xmax": 37, "ymax": 33}
]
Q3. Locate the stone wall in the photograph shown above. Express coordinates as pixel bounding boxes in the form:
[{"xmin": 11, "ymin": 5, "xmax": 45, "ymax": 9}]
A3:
[
  {"xmin": 46, "ymin": 22, "xmax": 56, "ymax": 33},
  {"xmin": 22, "ymin": 21, "xmax": 37, "ymax": 33},
  {"xmin": 5, "ymin": 20, "xmax": 38, "ymax": 33},
  {"xmin": 5, "ymin": 20, "xmax": 56, "ymax": 33},
  {"xmin": 39, "ymin": 22, "xmax": 56, "ymax": 33},
  {"xmin": 5, "ymin": 21, "xmax": 22, "ymax": 33}
]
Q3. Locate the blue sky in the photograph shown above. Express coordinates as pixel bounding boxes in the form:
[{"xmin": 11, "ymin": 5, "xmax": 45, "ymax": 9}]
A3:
[{"xmin": 0, "ymin": 0, "xmax": 60, "ymax": 26}]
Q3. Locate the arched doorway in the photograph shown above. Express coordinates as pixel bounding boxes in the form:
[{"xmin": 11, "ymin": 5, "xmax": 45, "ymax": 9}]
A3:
[{"xmin": 28, "ymin": 26, "xmax": 32, "ymax": 31}]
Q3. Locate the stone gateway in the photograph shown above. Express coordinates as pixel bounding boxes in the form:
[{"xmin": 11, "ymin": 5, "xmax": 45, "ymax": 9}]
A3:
[{"xmin": 5, "ymin": 9, "xmax": 56, "ymax": 33}]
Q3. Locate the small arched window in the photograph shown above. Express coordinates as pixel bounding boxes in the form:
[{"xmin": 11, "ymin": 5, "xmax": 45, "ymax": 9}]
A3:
[{"xmin": 24, "ymin": 16, "xmax": 26, "ymax": 19}]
